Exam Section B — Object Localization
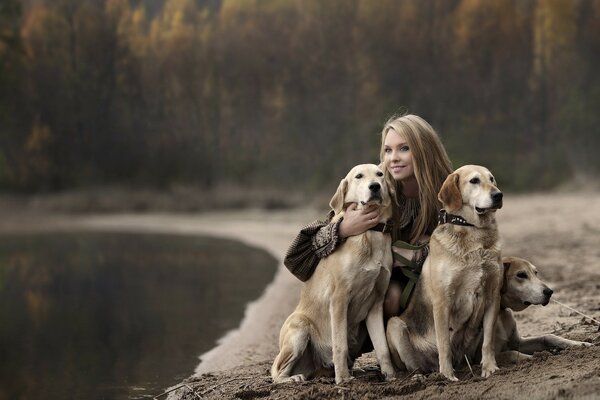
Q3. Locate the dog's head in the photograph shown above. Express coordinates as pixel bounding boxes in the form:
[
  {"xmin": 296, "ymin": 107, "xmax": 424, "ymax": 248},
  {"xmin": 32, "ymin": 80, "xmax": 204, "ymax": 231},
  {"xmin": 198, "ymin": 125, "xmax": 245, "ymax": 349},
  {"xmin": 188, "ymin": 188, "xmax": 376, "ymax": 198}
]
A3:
[
  {"xmin": 438, "ymin": 165, "xmax": 503, "ymax": 225},
  {"xmin": 501, "ymin": 256, "xmax": 553, "ymax": 311},
  {"xmin": 329, "ymin": 164, "xmax": 392, "ymax": 219}
]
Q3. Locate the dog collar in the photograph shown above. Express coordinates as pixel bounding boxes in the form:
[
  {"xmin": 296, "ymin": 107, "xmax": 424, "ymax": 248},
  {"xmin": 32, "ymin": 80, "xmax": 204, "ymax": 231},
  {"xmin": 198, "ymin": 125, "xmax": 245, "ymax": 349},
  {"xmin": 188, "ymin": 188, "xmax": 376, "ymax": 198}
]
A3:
[
  {"xmin": 438, "ymin": 209, "xmax": 475, "ymax": 227},
  {"xmin": 369, "ymin": 221, "xmax": 393, "ymax": 234}
]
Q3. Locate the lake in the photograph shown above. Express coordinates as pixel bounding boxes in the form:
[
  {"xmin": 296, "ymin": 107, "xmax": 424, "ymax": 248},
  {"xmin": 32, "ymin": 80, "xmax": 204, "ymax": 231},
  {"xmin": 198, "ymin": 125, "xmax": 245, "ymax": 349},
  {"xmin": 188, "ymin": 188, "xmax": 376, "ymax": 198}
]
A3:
[{"xmin": 0, "ymin": 232, "xmax": 278, "ymax": 399}]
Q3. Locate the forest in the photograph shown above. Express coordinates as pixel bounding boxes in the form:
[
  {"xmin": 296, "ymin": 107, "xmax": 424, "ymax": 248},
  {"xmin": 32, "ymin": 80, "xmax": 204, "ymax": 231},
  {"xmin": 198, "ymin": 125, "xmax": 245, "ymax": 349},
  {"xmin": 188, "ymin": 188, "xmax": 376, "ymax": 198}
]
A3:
[{"xmin": 0, "ymin": 0, "xmax": 599, "ymax": 193}]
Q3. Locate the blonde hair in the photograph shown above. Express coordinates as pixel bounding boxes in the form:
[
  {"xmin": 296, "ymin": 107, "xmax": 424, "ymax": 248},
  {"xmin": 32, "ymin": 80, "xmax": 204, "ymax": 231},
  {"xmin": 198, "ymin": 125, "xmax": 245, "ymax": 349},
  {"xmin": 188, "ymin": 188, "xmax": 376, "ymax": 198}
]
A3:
[{"xmin": 380, "ymin": 114, "xmax": 453, "ymax": 243}]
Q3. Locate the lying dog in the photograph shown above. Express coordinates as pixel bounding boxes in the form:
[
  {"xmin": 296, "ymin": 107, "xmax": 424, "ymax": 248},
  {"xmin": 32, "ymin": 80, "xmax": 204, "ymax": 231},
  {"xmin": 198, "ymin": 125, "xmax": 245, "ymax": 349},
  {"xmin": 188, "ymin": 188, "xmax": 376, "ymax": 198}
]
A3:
[
  {"xmin": 493, "ymin": 256, "xmax": 592, "ymax": 362},
  {"xmin": 386, "ymin": 165, "xmax": 503, "ymax": 381},
  {"xmin": 271, "ymin": 164, "xmax": 395, "ymax": 384}
]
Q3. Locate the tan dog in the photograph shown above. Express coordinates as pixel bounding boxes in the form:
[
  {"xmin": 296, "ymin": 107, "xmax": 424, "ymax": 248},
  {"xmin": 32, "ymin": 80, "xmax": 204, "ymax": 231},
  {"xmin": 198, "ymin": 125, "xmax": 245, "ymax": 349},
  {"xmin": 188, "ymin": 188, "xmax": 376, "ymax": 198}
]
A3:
[
  {"xmin": 388, "ymin": 256, "xmax": 592, "ymax": 371},
  {"xmin": 493, "ymin": 256, "xmax": 592, "ymax": 362},
  {"xmin": 386, "ymin": 165, "xmax": 503, "ymax": 381},
  {"xmin": 271, "ymin": 164, "xmax": 396, "ymax": 384}
]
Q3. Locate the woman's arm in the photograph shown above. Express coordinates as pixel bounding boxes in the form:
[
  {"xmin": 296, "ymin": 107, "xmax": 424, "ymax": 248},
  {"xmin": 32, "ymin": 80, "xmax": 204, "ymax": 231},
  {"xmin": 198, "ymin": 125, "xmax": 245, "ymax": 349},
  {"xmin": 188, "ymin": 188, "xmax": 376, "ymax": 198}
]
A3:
[{"xmin": 283, "ymin": 210, "xmax": 343, "ymax": 281}]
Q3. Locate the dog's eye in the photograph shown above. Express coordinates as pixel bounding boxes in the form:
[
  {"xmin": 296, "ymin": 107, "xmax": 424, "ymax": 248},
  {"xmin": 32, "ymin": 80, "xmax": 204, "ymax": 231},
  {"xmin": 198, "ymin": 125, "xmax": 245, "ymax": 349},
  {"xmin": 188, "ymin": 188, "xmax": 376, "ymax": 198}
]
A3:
[
  {"xmin": 516, "ymin": 272, "xmax": 528, "ymax": 279},
  {"xmin": 355, "ymin": 173, "xmax": 363, "ymax": 179},
  {"xmin": 376, "ymin": 171, "xmax": 383, "ymax": 177},
  {"xmin": 490, "ymin": 176, "xmax": 495, "ymax": 183},
  {"xmin": 470, "ymin": 177, "xmax": 480, "ymax": 184}
]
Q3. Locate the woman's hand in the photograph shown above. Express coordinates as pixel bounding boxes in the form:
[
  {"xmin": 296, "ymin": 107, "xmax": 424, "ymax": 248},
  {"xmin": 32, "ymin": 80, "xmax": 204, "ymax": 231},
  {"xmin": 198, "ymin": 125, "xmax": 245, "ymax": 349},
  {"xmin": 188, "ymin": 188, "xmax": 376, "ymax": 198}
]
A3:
[{"xmin": 338, "ymin": 203, "xmax": 381, "ymax": 238}]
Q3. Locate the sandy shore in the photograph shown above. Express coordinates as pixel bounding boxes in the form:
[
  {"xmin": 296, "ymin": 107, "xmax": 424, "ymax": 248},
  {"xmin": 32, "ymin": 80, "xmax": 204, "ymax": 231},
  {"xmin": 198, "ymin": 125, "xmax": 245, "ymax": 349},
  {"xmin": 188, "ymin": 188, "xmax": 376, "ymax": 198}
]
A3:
[{"xmin": 2, "ymin": 193, "xmax": 599, "ymax": 399}]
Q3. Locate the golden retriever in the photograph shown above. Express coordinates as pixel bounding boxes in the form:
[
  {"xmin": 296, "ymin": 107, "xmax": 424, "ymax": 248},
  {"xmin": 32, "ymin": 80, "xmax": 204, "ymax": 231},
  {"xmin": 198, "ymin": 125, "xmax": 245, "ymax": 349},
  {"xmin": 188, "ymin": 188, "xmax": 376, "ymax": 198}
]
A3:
[
  {"xmin": 386, "ymin": 165, "xmax": 503, "ymax": 381},
  {"xmin": 271, "ymin": 164, "xmax": 396, "ymax": 384}
]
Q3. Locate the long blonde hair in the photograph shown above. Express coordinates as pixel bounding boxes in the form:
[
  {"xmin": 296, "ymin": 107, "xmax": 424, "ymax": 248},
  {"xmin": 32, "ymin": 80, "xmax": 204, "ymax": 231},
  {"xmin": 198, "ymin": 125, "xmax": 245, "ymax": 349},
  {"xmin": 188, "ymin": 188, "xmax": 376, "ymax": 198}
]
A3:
[{"xmin": 380, "ymin": 114, "xmax": 453, "ymax": 243}]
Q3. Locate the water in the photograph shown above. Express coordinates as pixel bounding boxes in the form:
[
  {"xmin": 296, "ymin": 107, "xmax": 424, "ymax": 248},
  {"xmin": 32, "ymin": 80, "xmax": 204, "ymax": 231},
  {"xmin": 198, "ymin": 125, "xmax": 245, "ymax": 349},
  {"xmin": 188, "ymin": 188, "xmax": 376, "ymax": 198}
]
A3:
[{"xmin": 0, "ymin": 232, "xmax": 278, "ymax": 400}]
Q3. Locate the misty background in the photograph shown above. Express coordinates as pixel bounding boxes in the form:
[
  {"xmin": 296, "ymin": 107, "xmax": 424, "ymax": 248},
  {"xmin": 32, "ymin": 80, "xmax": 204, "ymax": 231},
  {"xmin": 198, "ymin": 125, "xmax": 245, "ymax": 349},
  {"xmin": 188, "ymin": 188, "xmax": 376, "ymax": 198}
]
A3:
[{"xmin": 1, "ymin": 0, "xmax": 599, "ymax": 208}]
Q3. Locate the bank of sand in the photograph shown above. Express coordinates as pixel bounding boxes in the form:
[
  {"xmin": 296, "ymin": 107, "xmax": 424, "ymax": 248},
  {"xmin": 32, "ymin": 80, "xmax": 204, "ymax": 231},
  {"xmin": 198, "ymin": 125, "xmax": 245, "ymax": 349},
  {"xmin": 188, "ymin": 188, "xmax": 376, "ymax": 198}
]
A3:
[{"xmin": 2, "ymin": 193, "xmax": 599, "ymax": 399}]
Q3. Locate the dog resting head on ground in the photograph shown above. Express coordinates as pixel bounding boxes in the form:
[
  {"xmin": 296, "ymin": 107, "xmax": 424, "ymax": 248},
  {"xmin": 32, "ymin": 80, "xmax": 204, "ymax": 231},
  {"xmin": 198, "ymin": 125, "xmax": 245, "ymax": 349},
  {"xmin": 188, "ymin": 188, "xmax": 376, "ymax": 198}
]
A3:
[
  {"xmin": 272, "ymin": 163, "xmax": 396, "ymax": 384},
  {"xmin": 494, "ymin": 256, "xmax": 592, "ymax": 361},
  {"xmin": 501, "ymin": 256, "xmax": 553, "ymax": 311},
  {"xmin": 385, "ymin": 165, "xmax": 503, "ymax": 382}
]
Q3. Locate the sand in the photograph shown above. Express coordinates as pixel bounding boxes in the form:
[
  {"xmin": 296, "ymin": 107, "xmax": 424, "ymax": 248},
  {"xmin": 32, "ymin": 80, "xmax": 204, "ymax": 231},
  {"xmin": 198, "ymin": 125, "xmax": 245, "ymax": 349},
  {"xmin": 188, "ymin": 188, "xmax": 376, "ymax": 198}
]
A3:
[{"xmin": 2, "ymin": 193, "xmax": 599, "ymax": 399}]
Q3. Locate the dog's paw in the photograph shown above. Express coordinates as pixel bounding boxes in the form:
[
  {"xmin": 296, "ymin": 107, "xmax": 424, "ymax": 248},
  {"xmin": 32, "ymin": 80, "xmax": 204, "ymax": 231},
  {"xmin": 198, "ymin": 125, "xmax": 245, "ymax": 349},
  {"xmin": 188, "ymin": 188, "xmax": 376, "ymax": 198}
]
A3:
[
  {"xmin": 381, "ymin": 368, "xmax": 397, "ymax": 382},
  {"xmin": 274, "ymin": 374, "xmax": 306, "ymax": 384},
  {"xmin": 443, "ymin": 373, "xmax": 459, "ymax": 382},
  {"xmin": 481, "ymin": 363, "xmax": 499, "ymax": 378},
  {"xmin": 335, "ymin": 371, "xmax": 354, "ymax": 385},
  {"xmin": 439, "ymin": 366, "xmax": 458, "ymax": 382},
  {"xmin": 380, "ymin": 362, "xmax": 397, "ymax": 381}
]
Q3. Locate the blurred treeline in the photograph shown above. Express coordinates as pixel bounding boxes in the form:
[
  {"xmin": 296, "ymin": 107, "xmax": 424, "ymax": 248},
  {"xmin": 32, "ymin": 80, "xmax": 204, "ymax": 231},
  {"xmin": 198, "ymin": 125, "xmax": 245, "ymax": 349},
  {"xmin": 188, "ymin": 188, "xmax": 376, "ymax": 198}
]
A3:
[{"xmin": 0, "ymin": 0, "xmax": 599, "ymax": 194}]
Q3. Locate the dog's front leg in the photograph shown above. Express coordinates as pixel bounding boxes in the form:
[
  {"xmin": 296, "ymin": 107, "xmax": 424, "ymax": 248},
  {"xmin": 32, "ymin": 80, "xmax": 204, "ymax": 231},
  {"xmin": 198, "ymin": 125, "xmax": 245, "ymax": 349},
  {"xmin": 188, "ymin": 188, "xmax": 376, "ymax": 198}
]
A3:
[
  {"xmin": 330, "ymin": 291, "xmax": 352, "ymax": 384},
  {"xmin": 432, "ymin": 299, "xmax": 458, "ymax": 381},
  {"xmin": 516, "ymin": 334, "xmax": 592, "ymax": 354},
  {"xmin": 366, "ymin": 299, "xmax": 396, "ymax": 381},
  {"xmin": 481, "ymin": 291, "xmax": 500, "ymax": 378}
]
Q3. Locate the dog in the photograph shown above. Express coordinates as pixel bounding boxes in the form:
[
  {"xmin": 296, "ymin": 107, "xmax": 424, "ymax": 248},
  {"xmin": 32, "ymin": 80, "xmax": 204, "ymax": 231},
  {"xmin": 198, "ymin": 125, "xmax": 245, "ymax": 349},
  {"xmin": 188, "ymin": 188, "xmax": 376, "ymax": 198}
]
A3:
[
  {"xmin": 385, "ymin": 165, "xmax": 503, "ymax": 381},
  {"xmin": 271, "ymin": 164, "xmax": 396, "ymax": 384},
  {"xmin": 492, "ymin": 256, "xmax": 592, "ymax": 363}
]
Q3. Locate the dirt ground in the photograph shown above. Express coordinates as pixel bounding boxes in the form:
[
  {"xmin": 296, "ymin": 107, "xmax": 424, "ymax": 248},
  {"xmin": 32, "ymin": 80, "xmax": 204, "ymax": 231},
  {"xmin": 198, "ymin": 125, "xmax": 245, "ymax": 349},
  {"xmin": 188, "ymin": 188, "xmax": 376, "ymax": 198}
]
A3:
[
  {"xmin": 162, "ymin": 193, "xmax": 600, "ymax": 400},
  {"xmin": 1, "ymin": 193, "xmax": 599, "ymax": 399}
]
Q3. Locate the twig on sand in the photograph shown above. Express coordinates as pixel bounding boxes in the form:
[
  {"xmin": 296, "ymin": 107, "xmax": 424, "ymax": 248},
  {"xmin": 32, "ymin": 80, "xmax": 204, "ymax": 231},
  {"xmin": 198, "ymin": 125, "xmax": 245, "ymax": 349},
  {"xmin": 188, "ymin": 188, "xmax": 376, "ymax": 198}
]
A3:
[
  {"xmin": 371, "ymin": 368, "xmax": 419, "ymax": 385},
  {"xmin": 464, "ymin": 355, "xmax": 475, "ymax": 378},
  {"xmin": 551, "ymin": 299, "xmax": 600, "ymax": 325},
  {"xmin": 154, "ymin": 376, "xmax": 255, "ymax": 400},
  {"xmin": 398, "ymin": 369, "xmax": 419, "ymax": 384},
  {"xmin": 200, "ymin": 376, "xmax": 254, "ymax": 396},
  {"xmin": 480, "ymin": 383, "xmax": 495, "ymax": 397},
  {"xmin": 153, "ymin": 383, "xmax": 202, "ymax": 400}
]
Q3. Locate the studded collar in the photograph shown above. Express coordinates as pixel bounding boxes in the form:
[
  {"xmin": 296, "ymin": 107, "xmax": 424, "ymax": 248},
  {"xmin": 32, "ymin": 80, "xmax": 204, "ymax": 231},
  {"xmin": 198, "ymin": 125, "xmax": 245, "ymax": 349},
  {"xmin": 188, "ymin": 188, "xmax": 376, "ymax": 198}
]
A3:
[{"xmin": 438, "ymin": 209, "xmax": 475, "ymax": 227}]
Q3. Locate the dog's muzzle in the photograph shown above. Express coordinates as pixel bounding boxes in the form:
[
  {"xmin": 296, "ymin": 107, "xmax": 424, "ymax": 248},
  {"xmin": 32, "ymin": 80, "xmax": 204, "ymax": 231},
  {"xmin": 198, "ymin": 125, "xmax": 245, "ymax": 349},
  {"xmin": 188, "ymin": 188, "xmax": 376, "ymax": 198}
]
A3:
[{"xmin": 475, "ymin": 191, "xmax": 503, "ymax": 214}]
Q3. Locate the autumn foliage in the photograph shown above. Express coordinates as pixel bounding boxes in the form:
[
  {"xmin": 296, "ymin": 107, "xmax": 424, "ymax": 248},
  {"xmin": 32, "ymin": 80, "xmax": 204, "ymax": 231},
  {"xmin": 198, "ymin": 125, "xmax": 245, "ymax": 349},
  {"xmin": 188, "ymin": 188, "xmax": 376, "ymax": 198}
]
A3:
[{"xmin": 1, "ymin": 0, "xmax": 599, "ymax": 192}]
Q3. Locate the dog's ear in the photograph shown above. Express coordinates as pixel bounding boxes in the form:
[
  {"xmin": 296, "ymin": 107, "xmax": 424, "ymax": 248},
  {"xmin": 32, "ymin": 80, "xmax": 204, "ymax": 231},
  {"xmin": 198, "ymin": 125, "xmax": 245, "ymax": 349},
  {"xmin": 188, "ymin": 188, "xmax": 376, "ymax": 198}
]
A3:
[
  {"xmin": 501, "ymin": 260, "xmax": 511, "ymax": 294},
  {"xmin": 329, "ymin": 178, "xmax": 348, "ymax": 214},
  {"xmin": 438, "ymin": 173, "xmax": 462, "ymax": 211}
]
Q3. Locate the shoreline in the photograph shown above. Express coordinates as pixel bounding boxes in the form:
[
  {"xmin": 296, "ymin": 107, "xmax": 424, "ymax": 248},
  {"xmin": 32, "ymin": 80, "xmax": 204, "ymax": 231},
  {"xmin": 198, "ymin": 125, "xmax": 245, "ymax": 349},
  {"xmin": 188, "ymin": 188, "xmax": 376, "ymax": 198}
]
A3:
[{"xmin": 0, "ymin": 208, "xmax": 317, "ymax": 379}]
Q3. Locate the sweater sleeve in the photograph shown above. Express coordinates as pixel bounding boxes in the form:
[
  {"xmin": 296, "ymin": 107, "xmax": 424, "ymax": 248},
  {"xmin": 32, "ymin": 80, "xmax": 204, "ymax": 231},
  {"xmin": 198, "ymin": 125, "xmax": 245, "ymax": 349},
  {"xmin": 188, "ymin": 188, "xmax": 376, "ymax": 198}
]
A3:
[{"xmin": 283, "ymin": 211, "xmax": 345, "ymax": 281}]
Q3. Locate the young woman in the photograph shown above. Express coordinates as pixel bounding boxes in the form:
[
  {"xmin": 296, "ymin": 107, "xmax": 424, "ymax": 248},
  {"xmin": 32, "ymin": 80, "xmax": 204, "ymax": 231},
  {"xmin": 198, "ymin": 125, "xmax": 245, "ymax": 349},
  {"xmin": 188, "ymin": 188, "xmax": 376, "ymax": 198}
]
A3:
[{"xmin": 284, "ymin": 113, "xmax": 453, "ymax": 317}]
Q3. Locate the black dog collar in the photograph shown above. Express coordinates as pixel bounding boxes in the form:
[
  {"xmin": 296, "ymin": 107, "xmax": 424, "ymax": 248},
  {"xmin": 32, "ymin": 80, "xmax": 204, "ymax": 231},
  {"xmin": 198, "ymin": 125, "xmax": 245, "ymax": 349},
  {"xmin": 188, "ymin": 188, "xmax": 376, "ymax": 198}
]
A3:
[
  {"xmin": 438, "ymin": 209, "xmax": 475, "ymax": 227},
  {"xmin": 369, "ymin": 221, "xmax": 393, "ymax": 234}
]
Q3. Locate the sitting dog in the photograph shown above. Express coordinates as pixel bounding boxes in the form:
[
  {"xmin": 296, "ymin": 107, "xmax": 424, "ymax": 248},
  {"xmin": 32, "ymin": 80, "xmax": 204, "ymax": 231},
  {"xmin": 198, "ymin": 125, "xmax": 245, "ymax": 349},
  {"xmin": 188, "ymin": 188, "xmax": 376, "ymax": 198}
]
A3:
[
  {"xmin": 385, "ymin": 165, "xmax": 504, "ymax": 381},
  {"xmin": 271, "ymin": 164, "xmax": 396, "ymax": 384},
  {"xmin": 493, "ymin": 256, "xmax": 592, "ymax": 363}
]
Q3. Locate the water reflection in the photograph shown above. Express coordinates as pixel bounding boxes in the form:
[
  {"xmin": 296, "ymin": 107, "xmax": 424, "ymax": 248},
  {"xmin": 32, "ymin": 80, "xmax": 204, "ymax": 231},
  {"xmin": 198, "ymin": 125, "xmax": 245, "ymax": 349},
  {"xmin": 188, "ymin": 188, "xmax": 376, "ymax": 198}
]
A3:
[{"xmin": 0, "ymin": 232, "xmax": 277, "ymax": 400}]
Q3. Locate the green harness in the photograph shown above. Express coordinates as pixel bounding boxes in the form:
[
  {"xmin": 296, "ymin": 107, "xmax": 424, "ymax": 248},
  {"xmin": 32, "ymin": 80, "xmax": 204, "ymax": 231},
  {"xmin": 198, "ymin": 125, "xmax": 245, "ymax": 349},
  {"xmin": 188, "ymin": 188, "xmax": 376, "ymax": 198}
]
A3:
[{"xmin": 392, "ymin": 240, "xmax": 427, "ymax": 310}]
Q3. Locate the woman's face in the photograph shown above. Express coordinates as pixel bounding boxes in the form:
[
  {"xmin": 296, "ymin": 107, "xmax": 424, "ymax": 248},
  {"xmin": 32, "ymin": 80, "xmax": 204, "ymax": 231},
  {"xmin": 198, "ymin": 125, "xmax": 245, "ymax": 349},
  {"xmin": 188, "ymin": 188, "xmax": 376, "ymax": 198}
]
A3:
[{"xmin": 383, "ymin": 130, "xmax": 415, "ymax": 182}]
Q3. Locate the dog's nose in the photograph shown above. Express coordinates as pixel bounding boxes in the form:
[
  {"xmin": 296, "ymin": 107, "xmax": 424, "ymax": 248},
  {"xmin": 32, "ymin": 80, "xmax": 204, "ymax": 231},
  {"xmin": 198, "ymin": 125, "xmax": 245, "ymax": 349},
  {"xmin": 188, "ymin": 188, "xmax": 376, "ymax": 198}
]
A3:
[
  {"xmin": 492, "ymin": 191, "xmax": 503, "ymax": 203},
  {"xmin": 369, "ymin": 183, "xmax": 381, "ymax": 192},
  {"xmin": 543, "ymin": 287, "xmax": 553, "ymax": 297}
]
